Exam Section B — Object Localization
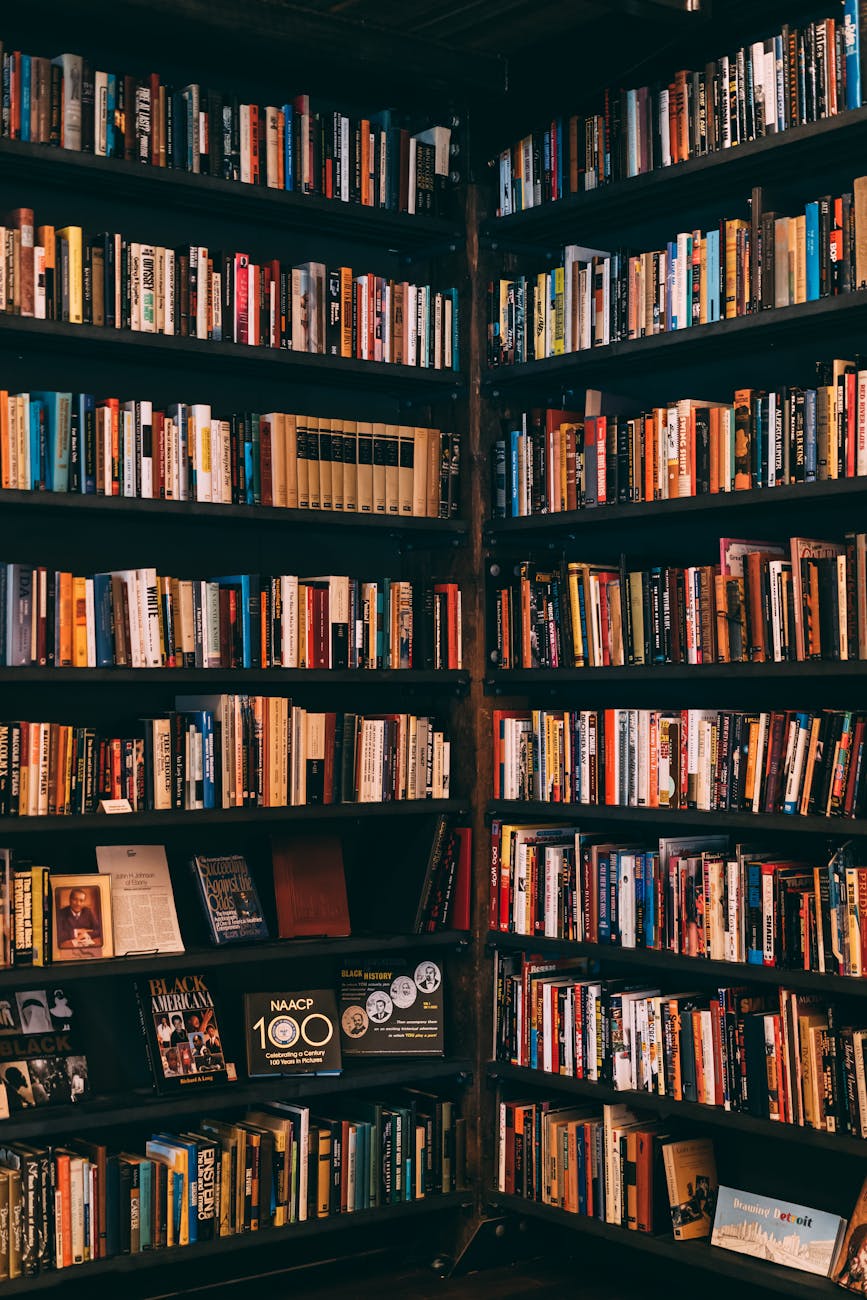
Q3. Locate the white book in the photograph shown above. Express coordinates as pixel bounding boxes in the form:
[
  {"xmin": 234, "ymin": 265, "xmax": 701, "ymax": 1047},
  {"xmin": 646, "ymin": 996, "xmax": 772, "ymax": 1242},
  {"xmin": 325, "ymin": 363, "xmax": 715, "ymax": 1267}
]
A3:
[
  {"xmin": 84, "ymin": 578, "xmax": 96, "ymax": 667},
  {"xmin": 96, "ymin": 844, "xmax": 183, "ymax": 954}
]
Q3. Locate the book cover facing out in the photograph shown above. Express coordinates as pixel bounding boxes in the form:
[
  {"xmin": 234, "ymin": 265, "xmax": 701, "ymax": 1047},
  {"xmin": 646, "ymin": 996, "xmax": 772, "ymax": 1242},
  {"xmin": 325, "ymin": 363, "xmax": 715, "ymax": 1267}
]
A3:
[
  {"xmin": 135, "ymin": 972, "xmax": 233, "ymax": 1091},
  {"xmin": 711, "ymin": 1185, "xmax": 847, "ymax": 1277},
  {"xmin": 190, "ymin": 854, "xmax": 269, "ymax": 944},
  {"xmin": 243, "ymin": 990, "xmax": 341, "ymax": 1076},
  {"xmin": 339, "ymin": 958, "xmax": 444, "ymax": 1056}
]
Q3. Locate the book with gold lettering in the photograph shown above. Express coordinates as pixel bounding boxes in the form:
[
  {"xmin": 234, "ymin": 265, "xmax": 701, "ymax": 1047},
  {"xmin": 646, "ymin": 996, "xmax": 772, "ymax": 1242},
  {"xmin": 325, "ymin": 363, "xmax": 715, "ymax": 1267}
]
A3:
[{"xmin": 135, "ymin": 972, "xmax": 233, "ymax": 1092}]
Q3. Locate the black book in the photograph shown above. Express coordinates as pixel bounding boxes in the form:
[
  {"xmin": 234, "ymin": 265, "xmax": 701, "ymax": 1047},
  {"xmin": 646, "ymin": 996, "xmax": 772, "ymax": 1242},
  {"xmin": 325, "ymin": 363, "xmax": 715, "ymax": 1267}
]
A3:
[{"xmin": 134, "ymin": 972, "xmax": 231, "ymax": 1093}]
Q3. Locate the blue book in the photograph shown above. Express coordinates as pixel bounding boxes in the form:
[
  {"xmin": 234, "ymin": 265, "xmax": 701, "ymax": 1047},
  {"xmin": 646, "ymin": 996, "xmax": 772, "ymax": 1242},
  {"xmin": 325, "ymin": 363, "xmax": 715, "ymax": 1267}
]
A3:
[
  {"xmin": 707, "ymin": 229, "xmax": 721, "ymax": 322},
  {"xmin": 151, "ymin": 1135, "xmax": 199, "ymax": 1243},
  {"xmin": 844, "ymin": 0, "xmax": 862, "ymax": 110},
  {"xmin": 576, "ymin": 1128, "xmax": 587, "ymax": 1215},
  {"xmin": 189, "ymin": 852, "xmax": 269, "ymax": 943},
  {"xmin": 20, "ymin": 56, "xmax": 30, "ymax": 142},
  {"xmin": 28, "ymin": 397, "xmax": 44, "ymax": 490},
  {"xmin": 805, "ymin": 201, "xmax": 820, "ymax": 300},
  {"xmin": 712, "ymin": 1185, "xmax": 846, "ymax": 1276},
  {"xmin": 804, "ymin": 388, "xmax": 818, "ymax": 480},
  {"xmin": 746, "ymin": 860, "xmax": 764, "ymax": 964},
  {"xmin": 543, "ymin": 130, "xmax": 551, "ymax": 194},
  {"xmin": 450, "ymin": 287, "xmax": 460, "ymax": 370},
  {"xmin": 92, "ymin": 574, "xmax": 114, "ymax": 666},
  {"xmin": 644, "ymin": 854, "xmax": 656, "ymax": 947},
  {"xmin": 105, "ymin": 74, "xmax": 116, "ymax": 156},
  {"xmin": 666, "ymin": 242, "xmax": 676, "ymax": 331},
  {"xmin": 774, "ymin": 36, "xmax": 786, "ymax": 129},
  {"xmin": 509, "ymin": 428, "xmax": 521, "ymax": 516},
  {"xmin": 32, "ymin": 390, "xmax": 71, "ymax": 492},
  {"xmin": 282, "ymin": 104, "xmax": 294, "ymax": 190}
]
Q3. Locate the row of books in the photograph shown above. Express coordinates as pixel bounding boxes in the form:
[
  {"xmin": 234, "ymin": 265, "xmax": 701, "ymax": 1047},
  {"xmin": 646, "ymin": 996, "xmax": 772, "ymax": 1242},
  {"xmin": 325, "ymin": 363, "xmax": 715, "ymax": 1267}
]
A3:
[
  {"xmin": 492, "ymin": 707, "xmax": 867, "ymax": 820},
  {"xmin": 0, "ymin": 1090, "xmax": 463, "ymax": 1277},
  {"xmin": 492, "ymin": 369, "xmax": 867, "ymax": 518},
  {"xmin": 0, "ymin": 702, "xmax": 451, "ymax": 815},
  {"xmin": 0, "ymin": 392, "xmax": 460, "ymax": 517},
  {"xmin": 0, "ymin": 46, "xmax": 453, "ymax": 213},
  {"xmin": 494, "ymin": 3, "xmax": 863, "ymax": 213},
  {"xmin": 2, "ymin": 827, "xmax": 470, "ymax": 972},
  {"xmin": 492, "ymin": 536, "xmax": 867, "ymax": 669},
  {"xmin": 489, "ymin": 824, "xmax": 865, "ymax": 977},
  {"xmin": 495, "ymin": 952, "xmax": 867, "ymax": 1135},
  {"xmin": 0, "ymin": 208, "xmax": 460, "ymax": 368},
  {"xmin": 0, "ymin": 566, "xmax": 463, "ymax": 672},
  {"xmin": 497, "ymin": 1094, "xmax": 716, "ymax": 1236},
  {"xmin": 486, "ymin": 181, "xmax": 867, "ymax": 366}
]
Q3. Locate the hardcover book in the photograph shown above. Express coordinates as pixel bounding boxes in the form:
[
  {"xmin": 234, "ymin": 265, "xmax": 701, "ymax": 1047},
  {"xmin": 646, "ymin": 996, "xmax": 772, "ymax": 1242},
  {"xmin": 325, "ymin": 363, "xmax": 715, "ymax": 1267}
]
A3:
[
  {"xmin": 661, "ymin": 1138, "xmax": 718, "ymax": 1240},
  {"xmin": 0, "ymin": 986, "xmax": 88, "ymax": 1115},
  {"xmin": 271, "ymin": 835, "xmax": 350, "ymax": 938},
  {"xmin": 135, "ymin": 972, "xmax": 233, "ymax": 1091},
  {"xmin": 243, "ymin": 990, "xmax": 341, "ymax": 1077},
  {"xmin": 190, "ymin": 854, "xmax": 268, "ymax": 945},
  {"xmin": 339, "ymin": 958, "xmax": 444, "ymax": 1056},
  {"xmin": 712, "ymin": 1185, "xmax": 847, "ymax": 1276}
]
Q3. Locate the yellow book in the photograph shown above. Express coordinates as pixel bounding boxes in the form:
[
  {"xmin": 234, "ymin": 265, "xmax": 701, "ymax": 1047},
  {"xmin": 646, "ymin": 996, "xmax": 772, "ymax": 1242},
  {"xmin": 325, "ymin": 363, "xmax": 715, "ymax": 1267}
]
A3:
[
  {"xmin": 553, "ymin": 264, "xmax": 565, "ymax": 355},
  {"xmin": 315, "ymin": 1129, "xmax": 331, "ymax": 1218},
  {"xmin": 56, "ymin": 225, "xmax": 83, "ymax": 324},
  {"xmin": 72, "ymin": 575, "xmax": 88, "ymax": 667},
  {"xmin": 284, "ymin": 413, "xmax": 298, "ymax": 510}
]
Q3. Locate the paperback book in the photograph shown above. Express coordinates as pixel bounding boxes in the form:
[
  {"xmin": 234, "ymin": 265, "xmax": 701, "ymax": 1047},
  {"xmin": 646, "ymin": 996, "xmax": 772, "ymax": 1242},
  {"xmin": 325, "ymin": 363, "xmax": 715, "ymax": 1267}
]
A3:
[
  {"xmin": 711, "ymin": 1185, "xmax": 847, "ymax": 1276},
  {"xmin": 339, "ymin": 958, "xmax": 444, "ymax": 1056}
]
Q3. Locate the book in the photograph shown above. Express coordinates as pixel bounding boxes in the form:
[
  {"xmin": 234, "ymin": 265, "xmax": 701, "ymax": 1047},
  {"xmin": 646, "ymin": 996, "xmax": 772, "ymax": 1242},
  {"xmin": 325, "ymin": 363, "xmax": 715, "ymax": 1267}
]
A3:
[
  {"xmin": 339, "ymin": 958, "xmax": 444, "ymax": 1056},
  {"xmin": 243, "ymin": 990, "xmax": 341, "ymax": 1076},
  {"xmin": 662, "ymin": 1138, "xmax": 718, "ymax": 1239},
  {"xmin": 95, "ymin": 844, "xmax": 183, "ymax": 955},
  {"xmin": 489, "ymin": 184, "xmax": 865, "ymax": 367},
  {"xmin": 0, "ymin": 206, "xmax": 460, "ymax": 370},
  {"xmin": 833, "ymin": 1175, "xmax": 867, "ymax": 1292},
  {"xmin": 49, "ymin": 873, "xmax": 114, "ymax": 961},
  {"xmin": 496, "ymin": 16, "xmax": 863, "ymax": 217},
  {"xmin": 271, "ymin": 835, "xmax": 350, "ymax": 939},
  {"xmin": 135, "ymin": 972, "xmax": 233, "ymax": 1091},
  {"xmin": 0, "ymin": 986, "xmax": 87, "ymax": 1113},
  {"xmin": 712, "ymin": 1185, "xmax": 847, "ymax": 1275},
  {"xmin": 190, "ymin": 854, "xmax": 268, "ymax": 945}
]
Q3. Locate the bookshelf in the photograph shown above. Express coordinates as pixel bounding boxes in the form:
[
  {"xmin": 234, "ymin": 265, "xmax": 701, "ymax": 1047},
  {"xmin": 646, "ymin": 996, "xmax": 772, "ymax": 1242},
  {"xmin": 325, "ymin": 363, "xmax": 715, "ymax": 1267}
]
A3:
[
  {"xmin": 478, "ymin": 1, "xmax": 867, "ymax": 1294},
  {"xmin": 0, "ymin": 1, "xmax": 479, "ymax": 1290}
]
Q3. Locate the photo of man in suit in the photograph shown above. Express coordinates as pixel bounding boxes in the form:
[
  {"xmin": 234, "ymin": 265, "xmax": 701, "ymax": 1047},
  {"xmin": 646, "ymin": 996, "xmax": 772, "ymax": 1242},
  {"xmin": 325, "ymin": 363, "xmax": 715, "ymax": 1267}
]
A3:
[{"xmin": 56, "ymin": 887, "xmax": 102, "ymax": 949}]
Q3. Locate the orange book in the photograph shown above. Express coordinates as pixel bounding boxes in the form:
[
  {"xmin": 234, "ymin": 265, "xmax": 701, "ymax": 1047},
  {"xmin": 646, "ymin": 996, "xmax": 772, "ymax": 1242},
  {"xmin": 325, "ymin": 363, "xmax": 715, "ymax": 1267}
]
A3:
[{"xmin": 360, "ymin": 119, "xmax": 371, "ymax": 205}]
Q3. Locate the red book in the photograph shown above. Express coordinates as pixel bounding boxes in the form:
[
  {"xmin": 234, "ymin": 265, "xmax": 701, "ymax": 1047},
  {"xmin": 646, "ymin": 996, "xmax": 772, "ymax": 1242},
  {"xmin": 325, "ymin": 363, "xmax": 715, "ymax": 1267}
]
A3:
[
  {"xmin": 452, "ymin": 826, "xmax": 472, "ymax": 931},
  {"xmin": 271, "ymin": 833, "xmax": 350, "ymax": 937}
]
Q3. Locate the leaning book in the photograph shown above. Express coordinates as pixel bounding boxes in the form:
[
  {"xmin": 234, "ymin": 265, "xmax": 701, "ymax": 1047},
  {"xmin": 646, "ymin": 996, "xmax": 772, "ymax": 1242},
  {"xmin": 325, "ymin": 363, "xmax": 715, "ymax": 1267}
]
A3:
[
  {"xmin": 832, "ymin": 1175, "xmax": 867, "ymax": 1293},
  {"xmin": 711, "ymin": 1185, "xmax": 847, "ymax": 1277},
  {"xmin": 243, "ymin": 989, "xmax": 341, "ymax": 1077},
  {"xmin": 190, "ymin": 853, "xmax": 269, "ymax": 944},
  {"xmin": 134, "ymin": 972, "xmax": 234, "ymax": 1092}
]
